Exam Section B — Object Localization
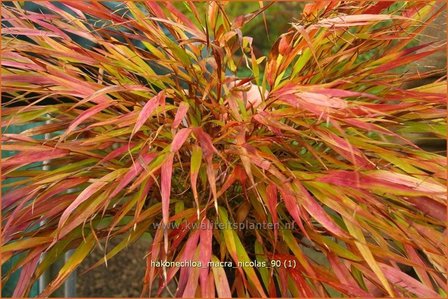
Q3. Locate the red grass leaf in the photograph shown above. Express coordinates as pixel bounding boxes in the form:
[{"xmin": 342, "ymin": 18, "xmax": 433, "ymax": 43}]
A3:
[
  {"xmin": 37, "ymin": 177, "xmax": 89, "ymax": 202},
  {"xmin": 379, "ymin": 263, "xmax": 439, "ymax": 297},
  {"xmin": 190, "ymin": 145, "xmax": 202, "ymax": 215},
  {"xmin": 1, "ymin": 74, "xmax": 54, "ymax": 85},
  {"xmin": 161, "ymin": 153, "xmax": 174, "ymax": 229},
  {"xmin": 2, "ymin": 185, "xmax": 41, "ymax": 209},
  {"xmin": 296, "ymin": 181, "xmax": 349, "ymax": 238},
  {"xmin": 2, "ymin": 149, "xmax": 68, "ymax": 169},
  {"xmin": 217, "ymin": 165, "xmax": 247, "ymax": 198},
  {"xmin": 406, "ymin": 196, "xmax": 446, "ymax": 221},
  {"xmin": 288, "ymin": 268, "xmax": 315, "ymax": 297},
  {"xmin": 211, "ymin": 255, "xmax": 232, "ymax": 298},
  {"xmin": 131, "ymin": 91, "xmax": 164, "ymax": 137},
  {"xmin": 3, "ymin": 27, "xmax": 61, "ymax": 37},
  {"xmin": 109, "ymin": 152, "xmax": 156, "ymax": 199},
  {"xmin": 63, "ymin": 101, "xmax": 112, "ymax": 139},
  {"xmin": 172, "ymin": 102, "xmax": 189, "ymax": 129},
  {"xmin": 144, "ymin": 226, "xmax": 163, "ymax": 294},
  {"xmin": 364, "ymin": 2, "xmax": 393, "ymax": 14},
  {"xmin": 57, "ymin": 170, "xmax": 124, "ymax": 232},
  {"xmin": 177, "ymin": 230, "xmax": 200, "ymax": 296},
  {"xmin": 199, "ymin": 218, "xmax": 213, "ymax": 297},
  {"xmin": 266, "ymin": 183, "xmax": 279, "ymax": 239},
  {"xmin": 403, "ymin": 244, "xmax": 433, "ymax": 287},
  {"xmin": 193, "ymin": 127, "xmax": 217, "ymax": 158},
  {"xmin": 279, "ymin": 188, "xmax": 308, "ymax": 237},
  {"xmin": 99, "ymin": 143, "xmax": 135, "ymax": 164},
  {"xmin": 12, "ymin": 254, "xmax": 40, "ymax": 297},
  {"xmin": 316, "ymin": 130, "xmax": 374, "ymax": 169},
  {"xmin": 372, "ymin": 46, "xmax": 443, "ymax": 74},
  {"xmin": 171, "ymin": 128, "xmax": 191, "ymax": 152}
]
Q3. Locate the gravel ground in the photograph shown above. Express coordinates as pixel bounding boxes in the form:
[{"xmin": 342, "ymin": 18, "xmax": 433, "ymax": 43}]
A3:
[{"xmin": 76, "ymin": 237, "xmax": 151, "ymax": 297}]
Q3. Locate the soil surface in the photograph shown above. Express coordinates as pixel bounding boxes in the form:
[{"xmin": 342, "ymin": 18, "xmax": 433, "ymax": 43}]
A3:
[{"xmin": 76, "ymin": 237, "xmax": 150, "ymax": 297}]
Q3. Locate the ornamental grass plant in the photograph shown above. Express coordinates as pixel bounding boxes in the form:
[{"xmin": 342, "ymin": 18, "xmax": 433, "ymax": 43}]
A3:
[{"xmin": 1, "ymin": 1, "xmax": 447, "ymax": 297}]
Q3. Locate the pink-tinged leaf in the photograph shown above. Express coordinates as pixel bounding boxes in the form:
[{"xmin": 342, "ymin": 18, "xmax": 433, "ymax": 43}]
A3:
[
  {"xmin": 1, "ymin": 74, "xmax": 54, "ymax": 85},
  {"xmin": 2, "ymin": 149, "xmax": 68, "ymax": 169},
  {"xmin": 131, "ymin": 91, "xmax": 164, "ymax": 137},
  {"xmin": 341, "ymin": 118, "xmax": 394, "ymax": 136},
  {"xmin": 373, "ymin": 46, "xmax": 443, "ymax": 74},
  {"xmin": 364, "ymin": 2, "xmax": 393, "ymax": 14},
  {"xmin": 99, "ymin": 143, "xmax": 135, "ymax": 164},
  {"xmin": 206, "ymin": 160, "xmax": 218, "ymax": 213},
  {"xmin": 401, "ymin": 42, "xmax": 437, "ymax": 57},
  {"xmin": 312, "ymin": 88, "xmax": 379, "ymax": 100},
  {"xmin": 6, "ymin": 195, "xmax": 72, "ymax": 240},
  {"xmin": 172, "ymin": 102, "xmax": 189, "ymax": 129},
  {"xmin": 211, "ymin": 255, "xmax": 232, "ymax": 298},
  {"xmin": 60, "ymin": 1, "xmax": 126, "ymax": 24},
  {"xmin": 266, "ymin": 183, "xmax": 279, "ymax": 239},
  {"xmin": 145, "ymin": 1, "xmax": 165, "ymax": 19},
  {"xmin": 1, "ymin": 60, "xmax": 45, "ymax": 72},
  {"xmin": 161, "ymin": 153, "xmax": 174, "ymax": 253},
  {"xmin": 69, "ymin": 85, "xmax": 138, "ymax": 110},
  {"xmin": 367, "ymin": 171, "xmax": 446, "ymax": 194},
  {"xmin": 109, "ymin": 152, "xmax": 156, "ymax": 199},
  {"xmin": 177, "ymin": 230, "xmax": 200, "ymax": 296},
  {"xmin": 318, "ymin": 170, "xmax": 369, "ymax": 188},
  {"xmin": 204, "ymin": 272, "xmax": 215, "ymax": 298},
  {"xmin": 58, "ymin": 170, "xmax": 124, "ymax": 231},
  {"xmin": 199, "ymin": 219, "xmax": 213, "ymax": 297},
  {"xmin": 164, "ymin": 2, "xmax": 205, "ymax": 39},
  {"xmin": 30, "ymin": 18, "xmax": 71, "ymax": 40},
  {"xmin": 144, "ymin": 225, "xmax": 163, "ymax": 294},
  {"xmin": 171, "ymin": 128, "xmax": 191, "ymax": 152},
  {"xmin": 3, "ymin": 27, "xmax": 61, "ymax": 37},
  {"xmin": 279, "ymin": 188, "xmax": 308, "ymax": 238},
  {"xmin": 288, "ymin": 268, "xmax": 315, "ymax": 297},
  {"xmin": 193, "ymin": 127, "xmax": 217, "ymax": 158},
  {"xmin": 285, "ymin": 90, "xmax": 348, "ymax": 109},
  {"xmin": 29, "ymin": 194, "xmax": 75, "ymax": 227},
  {"xmin": 327, "ymin": 253, "xmax": 349, "ymax": 285},
  {"xmin": 2, "ymin": 134, "xmax": 37, "ymax": 143},
  {"xmin": 2, "ymin": 185, "xmax": 40, "ymax": 209},
  {"xmin": 190, "ymin": 145, "xmax": 203, "ymax": 217},
  {"xmin": 3, "ymin": 189, "xmax": 40, "ymax": 243},
  {"xmin": 318, "ymin": 14, "xmax": 406, "ymax": 27},
  {"xmin": 403, "ymin": 244, "xmax": 433, "ymax": 287},
  {"xmin": 319, "ymin": 170, "xmax": 446, "ymax": 200},
  {"xmin": 295, "ymin": 181, "xmax": 349, "ymax": 238},
  {"xmin": 327, "ymin": 253, "xmax": 372, "ymax": 297},
  {"xmin": 217, "ymin": 166, "xmax": 245, "ymax": 198},
  {"xmin": 37, "ymin": 177, "xmax": 89, "ymax": 202},
  {"xmin": 379, "ymin": 263, "xmax": 439, "ymax": 297},
  {"xmin": 6, "ymin": 245, "xmax": 43, "ymax": 283},
  {"xmin": 278, "ymin": 32, "xmax": 293, "ymax": 55},
  {"xmin": 245, "ymin": 147, "xmax": 272, "ymax": 171},
  {"xmin": 62, "ymin": 101, "xmax": 112, "ymax": 140},
  {"xmin": 193, "ymin": 128, "xmax": 219, "ymax": 211},
  {"xmin": 12, "ymin": 254, "xmax": 40, "ymax": 297},
  {"xmin": 316, "ymin": 131, "xmax": 374, "ymax": 169},
  {"xmin": 182, "ymin": 265, "xmax": 200, "ymax": 298},
  {"xmin": 406, "ymin": 196, "xmax": 446, "ymax": 221}
]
